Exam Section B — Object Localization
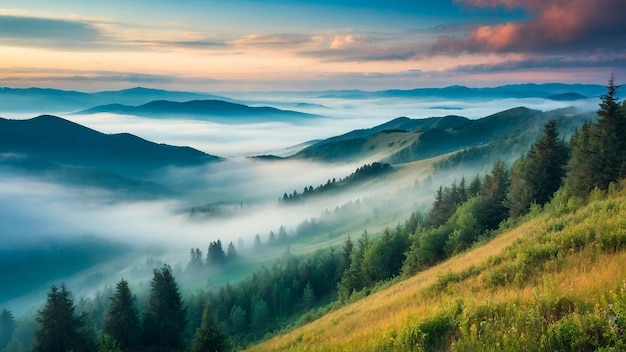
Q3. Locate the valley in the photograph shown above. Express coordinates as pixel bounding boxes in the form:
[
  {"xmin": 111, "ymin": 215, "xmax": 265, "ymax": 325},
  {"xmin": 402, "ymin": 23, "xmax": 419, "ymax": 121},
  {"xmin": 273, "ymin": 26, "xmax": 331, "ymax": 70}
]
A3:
[{"xmin": 0, "ymin": 81, "xmax": 624, "ymax": 351}]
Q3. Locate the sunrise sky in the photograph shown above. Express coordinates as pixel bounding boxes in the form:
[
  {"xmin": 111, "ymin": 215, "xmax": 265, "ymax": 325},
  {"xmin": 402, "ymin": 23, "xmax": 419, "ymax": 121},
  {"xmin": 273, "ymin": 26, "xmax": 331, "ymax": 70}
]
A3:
[{"xmin": 1, "ymin": 0, "xmax": 624, "ymax": 91}]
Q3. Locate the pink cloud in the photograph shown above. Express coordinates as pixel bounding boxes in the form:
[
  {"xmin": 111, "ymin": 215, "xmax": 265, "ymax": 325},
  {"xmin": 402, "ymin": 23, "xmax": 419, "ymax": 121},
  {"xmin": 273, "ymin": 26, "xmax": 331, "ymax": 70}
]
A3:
[{"xmin": 437, "ymin": 0, "xmax": 626, "ymax": 55}]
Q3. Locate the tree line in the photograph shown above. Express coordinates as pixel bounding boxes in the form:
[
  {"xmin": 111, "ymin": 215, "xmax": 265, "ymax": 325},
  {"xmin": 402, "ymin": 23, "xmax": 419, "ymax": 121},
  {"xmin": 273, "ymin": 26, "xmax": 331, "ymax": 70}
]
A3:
[
  {"xmin": 280, "ymin": 162, "xmax": 392, "ymax": 203},
  {"xmin": 3, "ymin": 265, "xmax": 230, "ymax": 352}
]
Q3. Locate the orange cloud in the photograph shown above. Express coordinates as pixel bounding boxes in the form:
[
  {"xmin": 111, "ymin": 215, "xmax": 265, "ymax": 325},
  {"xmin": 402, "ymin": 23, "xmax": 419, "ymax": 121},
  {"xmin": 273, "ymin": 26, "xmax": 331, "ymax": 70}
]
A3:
[{"xmin": 438, "ymin": 0, "xmax": 626, "ymax": 55}]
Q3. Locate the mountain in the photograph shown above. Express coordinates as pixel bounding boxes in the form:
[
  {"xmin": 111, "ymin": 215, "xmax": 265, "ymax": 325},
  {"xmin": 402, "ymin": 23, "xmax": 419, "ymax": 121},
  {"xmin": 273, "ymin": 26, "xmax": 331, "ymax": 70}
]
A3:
[
  {"xmin": 294, "ymin": 106, "xmax": 592, "ymax": 165},
  {"xmin": 546, "ymin": 92, "xmax": 589, "ymax": 101},
  {"xmin": 75, "ymin": 99, "xmax": 318, "ymax": 123},
  {"xmin": 0, "ymin": 86, "xmax": 231, "ymax": 113},
  {"xmin": 0, "ymin": 115, "xmax": 220, "ymax": 177},
  {"xmin": 294, "ymin": 115, "xmax": 470, "ymax": 162},
  {"xmin": 316, "ymin": 83, "xmax": 606, "ymax": 100}
]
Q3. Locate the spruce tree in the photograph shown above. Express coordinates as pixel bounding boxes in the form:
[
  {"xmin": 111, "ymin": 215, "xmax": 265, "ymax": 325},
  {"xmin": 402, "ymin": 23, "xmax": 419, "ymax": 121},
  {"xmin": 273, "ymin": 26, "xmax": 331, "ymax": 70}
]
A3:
[
  {"xmin": 103, "ymin": 279, "xmax": 140, "ymax": 351},
  {"xmin": 0, "ymin": 309, "xmax": 16, "ymax": 350},
  {"xmin": 594, "ymin": 74, "xmax": 625, "ymax": 186},
  {"xmin": 142, "ymin": 265, "xmax": 187, "ymax": 350},
  {"xmin": 480, "ymin": 160, "xmax": 509, "ymax": 229},
  {"xmin": 32, "ymin": 284, "xmax": 95, "ymax": 352},
  {"xmin": 565, "ymin": 123, "xmax": 598, "ymax": 198},
  {"xmin": 508, "ymin": 120, "xmax": 568, "ymax": 216},
  {"xmin": 566, "ymin": 76, "xmax": 625, "ymax": 197},
  {"xmin": 191, "ymin": 302, "xmax": 230, "ymax": 352}
]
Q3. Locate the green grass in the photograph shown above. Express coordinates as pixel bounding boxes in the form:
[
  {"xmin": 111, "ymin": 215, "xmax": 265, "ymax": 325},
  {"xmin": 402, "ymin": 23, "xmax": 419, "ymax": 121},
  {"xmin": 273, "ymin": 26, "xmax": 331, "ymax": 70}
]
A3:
[{"xmin": 246, "ymin": 181, "xmax": 626, "ymax": 351}]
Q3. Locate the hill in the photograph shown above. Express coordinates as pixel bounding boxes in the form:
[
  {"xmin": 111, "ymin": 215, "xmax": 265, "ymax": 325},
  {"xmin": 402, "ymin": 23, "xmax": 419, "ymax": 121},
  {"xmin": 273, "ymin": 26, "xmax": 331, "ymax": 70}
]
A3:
[
  {"xmin": 74, "ymin": 99, "xmax": 318, "ymax": 123},
  {"xmin": 294, "ymin": 107, "xmax": 592, "ymax": 166},
  {"xmin": 247, "ymin": 184, "xmax": 626, "ymax": 351},
  {"xmin": 0, "ymin": 115, "xmax": 220, "ymax": 177},
  {"xmin": 547, "ymin": 92, "xmax": 589, "ymax": 101},
  {"xmin": 0, "ymin": 86, "xmax": 230, "ymax": 113}
]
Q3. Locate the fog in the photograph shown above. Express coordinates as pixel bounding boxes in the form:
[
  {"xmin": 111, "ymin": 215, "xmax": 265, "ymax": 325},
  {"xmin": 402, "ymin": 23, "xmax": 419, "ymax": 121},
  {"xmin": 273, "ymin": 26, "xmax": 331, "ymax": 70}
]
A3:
[
  {"xmin": 0, "ymin": 155, "xmax": 395, "ymax": 313},
  {"xmin": 23, "ymin": 94, "xmax": 596, "ymax": 158},
  {"xmin": 0, "ymin": 94, "xmax": 598, "ymax": 315}
]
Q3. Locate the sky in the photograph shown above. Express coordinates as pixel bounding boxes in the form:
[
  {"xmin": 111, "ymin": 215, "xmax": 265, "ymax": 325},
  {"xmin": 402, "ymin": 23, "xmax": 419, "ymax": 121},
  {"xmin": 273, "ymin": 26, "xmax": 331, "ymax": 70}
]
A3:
[{"xmin": 0, "ymin": 0, "xmax": 625, "ymax": 91}]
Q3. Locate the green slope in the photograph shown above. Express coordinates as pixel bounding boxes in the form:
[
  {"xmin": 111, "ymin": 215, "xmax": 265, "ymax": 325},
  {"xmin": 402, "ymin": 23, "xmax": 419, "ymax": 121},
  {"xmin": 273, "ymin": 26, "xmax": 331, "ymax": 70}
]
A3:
[{"xmin": 247, "ymin": 183, "xmax": 626, "ymax": 351}]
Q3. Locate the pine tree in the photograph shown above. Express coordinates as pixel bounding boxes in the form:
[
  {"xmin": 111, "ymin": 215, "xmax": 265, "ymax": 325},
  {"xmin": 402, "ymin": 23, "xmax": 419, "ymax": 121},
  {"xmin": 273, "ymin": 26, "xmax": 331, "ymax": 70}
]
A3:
[
  {"xmin": 226, "ymin": 242, "xmax": 237, "ymax": 261},
  {"xmin": 103, "ymin": 279, "xmax": 140, "ymax": 351},
  {"xmin": 480, "ymin": 160, "xmax": 510, "ymax": 230},
  {"xmin": 32, "ymin": 284, "xmax": 95, "ymax": 352},
  {"xmin": 301, "ymin": 282, "xmax": 316, "ymax": 309},
  {"xmin": 594, "ymin": 74, "xmax": 625, "ymax": 186},
  {"xmin": 566, "ymin": 76, "xmax": 625, "ymax": 197},
  {"xmin": 0, "ymin": 309, "xmax": 16, "ymax": 350},
  {"xmin": 508, "ymin": 120, "xmax": 568, "ymax": 216},
  {"xmin": 191, "ymin": 302, "xmax": 230, "ymax": 352},
  {"xmin": 565, "ymin": 123, "xmax": 598, "ymax": 198},
  {"xmin": 142, "ymin": 265, "xmax": 187, "ymax": 350},
  {"xmin": 207, "ymin": 240, "xmax": 226, "ymax": 266}
]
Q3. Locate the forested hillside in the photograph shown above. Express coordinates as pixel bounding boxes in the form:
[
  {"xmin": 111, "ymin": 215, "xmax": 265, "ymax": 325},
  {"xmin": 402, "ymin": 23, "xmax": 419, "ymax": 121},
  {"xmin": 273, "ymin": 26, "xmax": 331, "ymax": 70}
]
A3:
[{"xmin": 1, "ymin": 78, "xmax": 624, "ymax": 352}]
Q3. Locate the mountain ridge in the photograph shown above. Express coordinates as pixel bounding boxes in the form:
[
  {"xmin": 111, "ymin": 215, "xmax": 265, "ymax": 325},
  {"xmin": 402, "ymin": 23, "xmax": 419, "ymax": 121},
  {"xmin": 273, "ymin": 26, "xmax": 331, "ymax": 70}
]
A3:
[
  {"xmin": 0, "ymin": 115, "xmax": 220, "ymax": 177},
  {"xmin": 75, "ymin": 99, "xmax": 318, "ymax": 122}
]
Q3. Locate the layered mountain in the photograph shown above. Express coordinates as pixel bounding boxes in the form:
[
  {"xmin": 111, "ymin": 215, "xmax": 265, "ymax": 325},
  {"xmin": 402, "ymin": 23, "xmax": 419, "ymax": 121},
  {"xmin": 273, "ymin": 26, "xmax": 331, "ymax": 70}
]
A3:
[
  {"xmin": 294, "ymin": 106, "xmax": 593, "ymax": 166},
  {"xmin": 317, "ymin": 83, "xmax": 605, "ymax": 100},
  {"xmin": 75, "ymin": 99, "xmax": 318, "ymax": 123},
  {"xmin": 0, "ymin": 115, "xmax": 219, "ymax": 177},
  {"xmin": 0, "ymin": 86, "xmax": 229, "ymax": 113}
]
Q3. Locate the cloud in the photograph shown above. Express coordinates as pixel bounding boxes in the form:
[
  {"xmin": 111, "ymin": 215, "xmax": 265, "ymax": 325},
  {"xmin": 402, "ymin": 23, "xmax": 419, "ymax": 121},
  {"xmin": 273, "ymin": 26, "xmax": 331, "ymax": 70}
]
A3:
[
  {"xmin": 0, "ymin": 68, "xmax": 223, "ymax": 87},
  {"xmin": 451, "ymin": 54, "xmax": 626, "ymax": 74},
  {"xmin": 231, "ymin": 33, "xmax": 313, "ymax": 48},
  {"xmin": 0, "ymin": 15, "xmax": 106, "ymax": 49},
  {"xmin": 434, "ymin": 0, "xmax": 626, "ymax": 55}
]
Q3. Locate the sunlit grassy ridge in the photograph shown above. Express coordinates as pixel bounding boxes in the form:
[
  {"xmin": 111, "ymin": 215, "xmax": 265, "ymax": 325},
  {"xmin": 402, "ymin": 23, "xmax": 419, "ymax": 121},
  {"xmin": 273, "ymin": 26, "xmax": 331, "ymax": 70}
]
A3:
[{"xmin": 246, "ymin": 182, "xmax": 626, "ymax": 351}]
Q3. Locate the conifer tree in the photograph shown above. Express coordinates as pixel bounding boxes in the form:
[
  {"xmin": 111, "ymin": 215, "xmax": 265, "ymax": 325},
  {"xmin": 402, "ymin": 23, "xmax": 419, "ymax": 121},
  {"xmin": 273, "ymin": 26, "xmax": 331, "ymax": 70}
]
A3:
[
  {"xmin": 191, "ymin": 302, "xmax": 230, "ymax": 352},
  {"xmin": 508, "ymin": 120, "xmax": 568, "ymax": 216},
  {"xmin": 566, "ymin": 76, "xmax": 625, "ymax": 197},
  {"xmin": 226, "ymin": 241, "xmax": 237, "ymax": 261},
  {"xmin": 142, "ymin": 265, "xmax": 187, "ymax": 350},
  {"xmin": 480, "ymin": 160, "xmax": 509, "ymax": 229},
  {"xmin": 32, "ymin": 284, "xmax": 95, "ymax": 352},
  {"xmin": 103, "ymin": 279, "xmax": 140, "ymax": 351},
  {"xmin": 0, "ymin": 309, "xmax": 16, "ymax": 350}
]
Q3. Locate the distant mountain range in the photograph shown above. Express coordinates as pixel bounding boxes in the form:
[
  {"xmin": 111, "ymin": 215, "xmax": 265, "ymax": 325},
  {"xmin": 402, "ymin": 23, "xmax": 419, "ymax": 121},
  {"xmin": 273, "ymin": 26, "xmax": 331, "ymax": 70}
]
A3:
[
  {"xmin": 75, "ymin": 99, "xmax": 318, "ymax": 123},
  {"xmin": 315, "ymin": 83, "xmax": 605, "ymax": 100},
  {"xmin": 0, "ymin": 87, "xmax": 231, "ymax": 113},
  {"xmin": 0, "ymin": 115, "xmax": 220, "ymax": 177},
  {"xmin": 0, "ymin": 83, "xmax": 607, "ymax": 115}
]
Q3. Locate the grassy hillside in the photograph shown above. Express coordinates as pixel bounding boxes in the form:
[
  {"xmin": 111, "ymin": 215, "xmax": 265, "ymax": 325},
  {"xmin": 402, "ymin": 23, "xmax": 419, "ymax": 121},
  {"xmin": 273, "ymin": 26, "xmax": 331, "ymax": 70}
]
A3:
[
  {"xmin": 295, "ymin": 107, "xmax": 592, "ymax": 166},
  {"xmin": 247, "ymin": 182, "xmax": 626, "ymax": 351}
]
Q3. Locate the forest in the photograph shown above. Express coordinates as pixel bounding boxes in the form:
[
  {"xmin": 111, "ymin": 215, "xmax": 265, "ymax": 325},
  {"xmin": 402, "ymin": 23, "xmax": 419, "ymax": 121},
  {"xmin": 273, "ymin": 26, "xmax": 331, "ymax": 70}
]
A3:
[{"xmin": 1, "ymin": 77, "xmax": 625, "ymax": 351}]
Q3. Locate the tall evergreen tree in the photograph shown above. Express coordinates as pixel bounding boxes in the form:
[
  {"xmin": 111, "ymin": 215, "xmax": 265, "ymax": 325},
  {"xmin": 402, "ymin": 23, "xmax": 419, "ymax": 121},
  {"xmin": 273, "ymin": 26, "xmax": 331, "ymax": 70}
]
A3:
[
  {"xmin": 594, "ymin": 74, "xmax": 625, "ymax": 185},
  {"xmin": 142, "ymin": 265, "xmax": 187, "ymax": 351},
  {"xmin": 565, "ymin": 123, "xmax": 598, "ymax": 198},
  {"xmin": 191, "ymin": 302, "xmax": 230, "ymax": 352},
  {"xmin": 32, "ymin": 284, "xmax": 95, "ymax": 352},
  {"xmin": 508, "ymin": 120, "xmax": 568, "ymax": 216},
  {"xmin": 566, "ymin": 76, "xmax": 625, "ymax": 197},
  {"xmin": 0, "ymin": 309, "xmax": 16, "ymax": 350},
  {"xmin": 103, "ymin": 279, "xmax": 140, "ymax": 351},
  {"xmin": 207, "ymin": 240, "xmax": 226, "ymax": 266},
  {"xmin": 480, "ymin": 160, "xmax": 510, "ymax": 230}
]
